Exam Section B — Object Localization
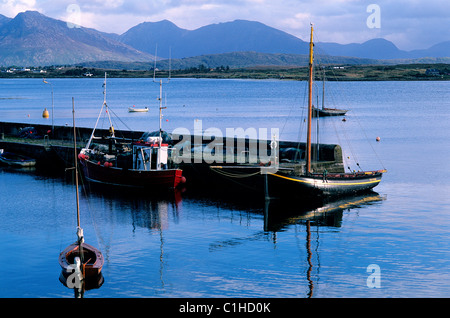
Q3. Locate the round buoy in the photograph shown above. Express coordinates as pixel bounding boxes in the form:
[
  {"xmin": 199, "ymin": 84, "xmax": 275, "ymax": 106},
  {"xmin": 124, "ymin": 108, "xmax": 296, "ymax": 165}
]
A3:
[
  {"xmin": 181, "ymin": 176, "xmax": 187, "ymax": 184},
  {"xmin": 376, "ymin": 136, "xmax": 381, "ymax": 142},
  {"xmin": 42, "ymin": 108, "xmax": 49, "ymax": 118}
]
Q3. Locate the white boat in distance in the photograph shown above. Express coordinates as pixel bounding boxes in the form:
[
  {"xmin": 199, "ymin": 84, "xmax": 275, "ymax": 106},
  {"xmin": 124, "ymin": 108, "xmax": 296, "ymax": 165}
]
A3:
[{"xmin": 128, "ymin": 106, "xmax": 149, "ymax": 112}]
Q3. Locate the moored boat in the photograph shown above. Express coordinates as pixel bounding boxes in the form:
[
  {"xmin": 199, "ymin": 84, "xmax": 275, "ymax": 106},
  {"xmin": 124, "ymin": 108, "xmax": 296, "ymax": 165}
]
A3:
[
  {"xmin": 79, "ymin": 73, "xmax": 185, "ymax": 190},
  {"xmin": 59, "ymin": 242, "xmax": 104, "ymax": 279},
  {"xmin": 0, "ymin": 150, "xmax": 36, "ymax": 167},
  {"xmin": 128, "ymin": 106, "xmax": 149, "ymax": 112},
  {"xmin": 269, "ymin": 24, "xmax": 385, "ymax": 199},
  {"xmin": 312, "ymin": 107, "xmax": 348, "ymax": 117},
  {"xmin": 59, "ymin": 98, "xmax": 104, "ymax": 293}
]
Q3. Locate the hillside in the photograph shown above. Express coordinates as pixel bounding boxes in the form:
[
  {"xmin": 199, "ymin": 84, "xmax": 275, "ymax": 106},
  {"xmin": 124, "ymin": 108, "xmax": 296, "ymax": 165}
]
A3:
[
  {"xmin": 0, "ymin": 11, "xmax": 152, "ymax": 66},
  {"xmin": 119, "ymin": 19, "xmax": 310, "ymax": 59},
  {"xmin": 0, "ymin": 11, "xmax": 448, "ymax": 67}
]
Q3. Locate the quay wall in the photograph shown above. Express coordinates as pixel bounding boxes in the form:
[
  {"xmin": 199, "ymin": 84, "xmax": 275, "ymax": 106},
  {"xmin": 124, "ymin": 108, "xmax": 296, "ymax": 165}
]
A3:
[{"xmin": 0, "ymin": 121, "xmax": 344, "ymax": 173}]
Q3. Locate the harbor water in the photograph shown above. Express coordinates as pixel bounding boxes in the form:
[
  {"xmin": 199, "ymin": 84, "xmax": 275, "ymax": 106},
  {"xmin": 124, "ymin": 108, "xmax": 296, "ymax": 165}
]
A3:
[{"xmin": 0, "ymin": 78, "xmax": 449, "ymax": 298}]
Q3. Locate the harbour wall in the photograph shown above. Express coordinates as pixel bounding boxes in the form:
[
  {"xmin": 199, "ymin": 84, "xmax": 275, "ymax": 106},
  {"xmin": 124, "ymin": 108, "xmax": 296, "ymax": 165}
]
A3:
[{"xmin": 0, "ymin": 121, "xmax": 344, "ymax": 173}]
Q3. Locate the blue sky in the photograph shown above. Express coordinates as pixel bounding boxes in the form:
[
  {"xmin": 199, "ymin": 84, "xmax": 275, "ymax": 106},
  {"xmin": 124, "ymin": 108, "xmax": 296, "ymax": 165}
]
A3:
[{"xmin": 0, "ymin": 0, "xmax": 448, "ymax": 50}]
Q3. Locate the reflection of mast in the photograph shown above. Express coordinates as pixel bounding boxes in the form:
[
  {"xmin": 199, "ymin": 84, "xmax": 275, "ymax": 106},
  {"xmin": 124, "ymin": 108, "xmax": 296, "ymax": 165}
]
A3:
[{"xmin": 306, "ymin": 220, "xmax": 314, "ymax": 298}]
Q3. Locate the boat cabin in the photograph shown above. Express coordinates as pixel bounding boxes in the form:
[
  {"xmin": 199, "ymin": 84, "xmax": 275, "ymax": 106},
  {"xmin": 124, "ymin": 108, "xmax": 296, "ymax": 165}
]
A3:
[{"xmin": 133, "ymin": 136, "xmax": 169, "ymax": 170}]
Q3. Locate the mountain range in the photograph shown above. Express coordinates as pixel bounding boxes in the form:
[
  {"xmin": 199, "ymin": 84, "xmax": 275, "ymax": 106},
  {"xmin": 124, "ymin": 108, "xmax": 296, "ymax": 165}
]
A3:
[{"xmin": 0, "ymin": 10, "xmax": 449, "ymax": 67}]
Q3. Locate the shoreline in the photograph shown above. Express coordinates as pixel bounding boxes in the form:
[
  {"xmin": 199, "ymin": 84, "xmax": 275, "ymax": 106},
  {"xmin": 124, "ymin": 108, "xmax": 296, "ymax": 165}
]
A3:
[{"xmin": 1, "ymin": 63, "xmax": 449, "ymax": 81}]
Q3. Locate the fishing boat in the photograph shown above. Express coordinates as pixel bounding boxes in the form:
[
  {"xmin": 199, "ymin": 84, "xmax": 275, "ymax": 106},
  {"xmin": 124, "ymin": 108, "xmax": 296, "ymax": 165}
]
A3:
[
  {"xmin": 0, "ymin": 149, "xmax": 36, "ymax": 167},
  {"xmin": 128, "ymin": 106, "xmax": 149, "ymax": 112},
  {"xmin": 59, "ymin": 98, "xmax": 104, "ymax": 290},
  {"xmin": 79, "ymin": 73, "xmax": 185, "ymax": 189},
  {"xmin": 269, "ymin": 24, "xmax": 385, "ymax": 198}
]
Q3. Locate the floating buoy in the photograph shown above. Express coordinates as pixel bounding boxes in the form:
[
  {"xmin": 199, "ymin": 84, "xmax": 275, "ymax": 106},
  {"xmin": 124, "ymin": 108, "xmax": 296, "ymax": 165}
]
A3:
[
  {"xmin": 42, "ymin": 108, "xmax": 49, "ymax": 118},
  {"xmin": 181, "ymin": 176, "xmax": 187, "ymax": 184},
  {"xmin": 376, "ymin": 136, "xmax": 381, "ymax": 142}
]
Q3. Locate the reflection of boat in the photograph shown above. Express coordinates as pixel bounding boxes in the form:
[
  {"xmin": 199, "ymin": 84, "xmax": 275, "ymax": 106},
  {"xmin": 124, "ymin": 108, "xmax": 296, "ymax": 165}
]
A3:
[
  {"xmin": 264, "ymin": 193, "xmax": 385, "ymax": 231},
  {"xmin": 128, "ymin": 106, "xmax": 149, "ymax": 112},
  {"xmin": 0, "ymin": 150, "xmax": 36, "ymax": 167},
  {"xmin": 59, "ymin": 99, "xmax": 104, "ymax": 295},
  {"xmin": 79, "ymin": 74, "xmax": 185, "ymax": 190},
  {"xmin": 269, "ymin": 24, "xmax": 385, "ymax": 199}
]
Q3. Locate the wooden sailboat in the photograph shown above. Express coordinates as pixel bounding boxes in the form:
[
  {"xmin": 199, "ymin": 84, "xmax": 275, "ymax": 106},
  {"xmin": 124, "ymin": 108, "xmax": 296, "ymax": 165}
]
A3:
[
  {"xmin": 59, "ymin": 98, "xmax": 104, "ymax": 288},
  {"xmin": 270, "ymin": 24, "xmax": 386, "ymax": 198},
  {"xmin": 312, "ymin": 68, "xmax": 348, "ymax": 117},
  {"xmin": 79, "ymin": 73, "xmax": 185, "ymax": 189}
]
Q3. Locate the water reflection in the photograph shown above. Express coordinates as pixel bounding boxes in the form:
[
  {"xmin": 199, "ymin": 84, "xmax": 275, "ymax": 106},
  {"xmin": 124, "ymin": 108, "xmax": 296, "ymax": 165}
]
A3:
[
  {"xmin": 59, "ymin": 270, "xmax": 104, "ymax": 298},
  {"xmin": 264, "ymin": 193, "xmax": 386, "ymax": 232},
  {"xmin": 182, "ymin": 189, "xmax": 385, "ymax": 298}
]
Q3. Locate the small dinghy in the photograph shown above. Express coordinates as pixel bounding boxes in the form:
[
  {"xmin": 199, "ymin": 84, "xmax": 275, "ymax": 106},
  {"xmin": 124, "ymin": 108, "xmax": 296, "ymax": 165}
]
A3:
[
  {"xmin": 59, "ymin": 99, "xmax": 104, "ymax": 293},
  {"xmin": 128, "ymin": 106, "xmax": 149, "ymax": 112},
  {"xmin": 0, "ymin": 150, "xmax": 36, "ymax": 167}
]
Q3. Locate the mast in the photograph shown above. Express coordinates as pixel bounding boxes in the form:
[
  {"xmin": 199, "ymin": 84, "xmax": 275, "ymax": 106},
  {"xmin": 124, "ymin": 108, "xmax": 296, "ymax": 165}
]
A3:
[
  {"xmin": 322, "ymin": 67, "xmax": 325, "ymax": 110},
  {"xmin": 154, "ymin": 47, "xmax": 170, "ymax": 170},
  {"xmin": 306, "ymin": 23, "xmax": 314, "ymax": 174},
  {"xmin": 72, "ymin": 98, "xmax": 82, "ymax": 238},
  {"xmin": 72, "ymin": 98, "xmax": 84, "ymax": 273}
]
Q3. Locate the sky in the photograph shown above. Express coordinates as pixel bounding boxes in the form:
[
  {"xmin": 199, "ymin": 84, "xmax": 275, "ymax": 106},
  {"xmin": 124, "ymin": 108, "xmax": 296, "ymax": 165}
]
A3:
[{"xmin": 0, "ymin": 0, "xmax": 449, "ymax": 51}]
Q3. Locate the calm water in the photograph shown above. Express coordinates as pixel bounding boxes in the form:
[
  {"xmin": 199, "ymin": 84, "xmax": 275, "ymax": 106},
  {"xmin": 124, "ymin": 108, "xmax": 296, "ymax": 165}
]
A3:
[{"xmin": 0, "ymin": 78, "xmax": 449, "ymax": 298}]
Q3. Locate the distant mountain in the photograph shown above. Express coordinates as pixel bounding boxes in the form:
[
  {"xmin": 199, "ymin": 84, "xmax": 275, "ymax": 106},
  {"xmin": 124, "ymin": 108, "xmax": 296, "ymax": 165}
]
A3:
[
  {"xmin": 408, "ymin": 41, "xmax": 450, "ymax": 58},
  {"xmin": 0, "ymin": 11, "xmax": 448, "ymax": 67},
  {"xmin": 0, "ymin": 14, "xmax": 11, "ymax": 27},
  {"xmin": 0, "ymin": 11, "xmax": 152, "ymax": 66},
  {"xmin": 317, "ymin": 38, "xmax": 408, "ymax": 60},
  {"xmin": 119, "ymin": 19, "xmax": 449, "ymax": 61},
  {"xmin": 119, "ymin": 19, "xmax": 310, "ymax": 59}
]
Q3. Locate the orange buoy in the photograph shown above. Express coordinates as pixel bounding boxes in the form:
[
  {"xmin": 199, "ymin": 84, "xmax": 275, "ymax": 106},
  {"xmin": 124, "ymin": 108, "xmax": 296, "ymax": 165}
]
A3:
[
  {"xmin": 42, "ymin": 108, "xmax": 49, "ymax": 118},
  {"xmin": 376, "ymin": 136, "xmax": 381, "ymax": 142}
]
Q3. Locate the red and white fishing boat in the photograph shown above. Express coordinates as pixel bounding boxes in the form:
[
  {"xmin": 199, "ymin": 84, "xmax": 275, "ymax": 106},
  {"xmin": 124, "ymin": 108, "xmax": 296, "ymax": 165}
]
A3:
[{"xmin": 79, "ymin": 74, "xmax": 185, "ymax": 189}]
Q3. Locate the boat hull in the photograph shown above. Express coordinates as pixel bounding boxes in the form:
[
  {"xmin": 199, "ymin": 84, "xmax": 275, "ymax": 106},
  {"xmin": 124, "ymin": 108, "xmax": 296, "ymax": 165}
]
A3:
[
  {"xmin": 128, "ymin": 107, "xmax": 148, "ymax": 112},
  {"xmin": 59, "ymin": 242, "xmax": 104, "ymax": 279},
  {"xmin": 0, "ymin": 152, "xmax": 36, "ymax": 167},
  {"xmin": 313, "ymin": 108, "xmax": 348, "ymax": 117},
  {"xmin": 270, "ymin": 170, "xmax": 384, "ymax": 198},
  {"xmin": 80, "ymin": 158, "xmax": 184, "ymax": 189}
]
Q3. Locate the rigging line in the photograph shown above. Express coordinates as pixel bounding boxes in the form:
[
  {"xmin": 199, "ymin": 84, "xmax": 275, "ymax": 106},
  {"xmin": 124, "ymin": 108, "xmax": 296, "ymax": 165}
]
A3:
[
  {"xmin": 350, "ymin": 110, "xmax": 386, "ymax": 170},
  {"xmin": 210, "ymin": 167, "xmax": 261, "ymax": 179},
  {"xmin": 295, "ymin": 80, "xmax": 308, "ymax": 153},
  {"xmin": 77, "ymin": 162, "xmax": 104, "ymax": 250},
  {"xmin": 106, "ymin": 105, "xmax": 133, "ymax": 132},
  {"xmin": 339, "ymin": 118, "xmax": 362, "ymax": 170}
]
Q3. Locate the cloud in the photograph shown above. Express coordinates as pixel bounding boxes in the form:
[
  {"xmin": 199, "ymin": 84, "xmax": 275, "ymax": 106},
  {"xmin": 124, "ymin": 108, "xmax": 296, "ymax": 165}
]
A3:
[{"xmin": 0, "ymin": 0, "xmax": 39, "ymax": 16}]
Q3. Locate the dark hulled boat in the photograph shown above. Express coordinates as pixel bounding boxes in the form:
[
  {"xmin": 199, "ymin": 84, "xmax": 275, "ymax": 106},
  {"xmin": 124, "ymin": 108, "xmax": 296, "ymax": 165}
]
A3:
[
  {"xmin": 270, "ymin": 24, "xmax": 385, "ymax": 198},
  {"xmin": 0, "ymin": 150, "xmax": 36, "ymax": 167},
  {"xmin": 312, "ymin": 107, "xmax": 348, "ymax": 117}
]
